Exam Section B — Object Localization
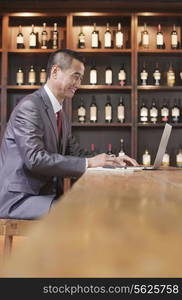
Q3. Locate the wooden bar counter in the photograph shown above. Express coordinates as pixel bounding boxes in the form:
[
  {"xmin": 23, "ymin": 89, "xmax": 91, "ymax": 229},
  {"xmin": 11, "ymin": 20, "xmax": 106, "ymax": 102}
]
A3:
[{"xmin": 1, "ymin": 167, "xmax": 182, "ymax": 277}]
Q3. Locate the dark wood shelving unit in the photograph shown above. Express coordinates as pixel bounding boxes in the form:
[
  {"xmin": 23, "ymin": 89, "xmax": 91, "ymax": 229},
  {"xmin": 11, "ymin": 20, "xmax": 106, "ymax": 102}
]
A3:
[
  {"xmin": 1, "ymin": 4, "xmax": 182, "ymax": 165},
  {"xmin": 72, "ymin": 122, "xmax": 132, "ymax": 127},
  {"xmin": 137, "ymin": 86, "xmax": 182, "ymax": 90},
  {"xmin": 8, "ymin": 49, "xmax": 56, "ymax": 53},
  {"xmin": 137, "ymin": 123, "xmax": 182, "ymax": 127},
  {"xmin": 75, "ymin": 49, "xmax": 132, "ymax": 53},
  {"xmin": 79, "ymin": 85, "xmax": 132, "ymax": 90},
  {"xmin": 7, "ymin": 85, "xmax": 41, "ymax": 89}
]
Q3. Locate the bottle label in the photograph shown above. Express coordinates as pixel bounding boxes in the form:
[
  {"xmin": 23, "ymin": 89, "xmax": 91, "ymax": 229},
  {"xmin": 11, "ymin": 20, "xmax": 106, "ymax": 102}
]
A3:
[
  {"xmin": 118, "ymin": 70, "xmax": 126, "ymax": 81},
  {"xmin": 140, "ymin": 71, "xmax": 148, "ymax": 80},
  {"xmin": 142, "ymin": 154, "xmax": 151, "ymax": 166},
  {"xmin": 105, "ymin": 106, "xmax": 112, "ymax": 121},
  {"xmin": 140, "ymin": 107, "xmax": 148, "ymax": 116},
  {"xmin": 161, "ymin": 107, "xmax": 169, "ymax": 117},
  {"xmin": 167, "ymin": 71, "xmax": 175, "ymax": 86},
  {"xmin": 171, "ymin": 35, "xmax": 178, "ymax": 46},
  {"xmin": 162, "ymin": 154, "xmax": 169, "ymax": 166},
  {"xmin": 117, "ymin": 106, "xmax": 125, "ymax": 120},
  {"xmin": 78, "ymin": 107, "xmax": 86, "ymax": 117},
  {"xmin": 17, "ymin": 36, "xmax": 24, "ymax": 44},
  {"xmin": 156, "ymin": 33, "xmax": 163, "ymax": 45},
  {"xmin": 29, "ymin": 71, "xmax": 36, "ymax": 84},
  {"xmin": 153, "ymin": 71, "xmax": 161, "ymax": 80},
  {"xmin": 90, "ymin": 70, "xmax": 97, "ymax": 84},
  {"xmin": 91, "ymin": 32, "xmax": 98, "ymax": 47},
  {"xmin": 140, "ymin": 107, "xmax": 148, "ymax": 122},
  {"xmin": 104, "ymin": 32, "xmax": 111, "ymax": 47},
  {"xmin": 40, "ymin": 71, "xmax": 47, "ymax": 84},
  {"xmin": 90, "ymin": 106, "xmax": 97, "ymax": 121},
  {"xmin": 150, "ymin": 107, "xmax": 158, "ymax": 117},
  {"xmin": 116, "ymin": 32, "xmax": 123, "ymax": 48},
  {"xmin": 16, "ymin": 72, "xmax": 24, "ymax": 84},
  {"xmin": 105, "ymin": 69, "xmax": 112, "ymax": 85},
  {"xmin": 142, "ymin": 33, "xmax": 149, "ymax": 46},
  {"xmin": 177, "ymin": 153, "xmax": 182, "ymax": 167},
  {"xmin": 172, "ymin": 107, "xmax": 180, "ymax": 117},
  {"xmin": 29, "ymin": 35, "xmax": 36, "ymax": 47}
]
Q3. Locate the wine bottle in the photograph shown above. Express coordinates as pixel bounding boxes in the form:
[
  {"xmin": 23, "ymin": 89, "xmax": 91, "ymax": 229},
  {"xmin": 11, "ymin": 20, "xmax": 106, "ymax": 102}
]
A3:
[
  {"xmin": 105, "ymin": 66, "xmax": 112, "ymax": 85},
  {"xmin": 107, "ymin": 144, "xmax": 114, "ymax": 156},
  {"xmin": 41, "ymin": 22, "xmax": 48, "ymax": 49},
  {"xmin": 89, "ymin": 65, "xmax": 97, "ymax": 85},
  {"xmin": 156, "ymin": 24, "xmax": 164, "ymax": 49},
  {"xmin": 77, "ymin": 98, "xmax": 86, "ymax": 123},
  {"xmin": 115, "ymin": 22, "xmax": 123, "ymax": 49},
  {"xmin": 171, "ymin": 24, "xmax": 178, "ymax": 49},
  {"xmin": 78, "ymin": 27, "xmax": 85, "ymax": 49},
  {"xmin": 105, "ymin": 96, "xmax": 112, "ymax": 123},
  {"xmin": 90, "ymin": 143, "xmax": 96, "ymax": 156},
  {"xmin": 142, "ymin": 149, "xmax": 151, "ymax": 166},
  {"xmin": 162, "ymin": 151, "xmax": 170, "ymax": 167},
  {"xmin": 118, "ymin": 64, "xmax": 126, "ymax": 86},
  {"xmin": 171, "ymin": 99, "xmax": 180, "ymax": 123},
  {"xmin": 104, "ymin": 23, "xmax": 112, "ymax": 48},
  {"xmin": 16, "ymin": 25, "xmax": 25, "ymax": 49},
  {"xmin": 52, "ymin": 23, "xmax": 59, "ymax": 49},
  {"xmin": 39, "ymin": 68, "xmax": 47, "ymax": 85},
  {"xmin": 176, "ymin": 149, "xmax": 182, "ymax": 167},
  {"xmin": 153, "ymin": 63, "xmax": 161, "ymax": 86},
  {"xmin": 142, "ymin": 23, "xmax": 149, "ymax": 48},
  {"xmin": 161, "ymin": 101, "xmax": 169, "ymax": 123},
  {"xmin": 140, "ymin": 62, "xmax": 148, "ymax": 85},
  {"xmin": 16, "ymin": 67, "xmax": 24, "ymax": 85},
  {"xmin": 139, "ymin": 102, "xmax": 148, "ymax": 123},
  {"xmin": 117, "ymin": 96, "xmax": 125, "ymax": 123},
  {"xmin": 89, "ymin": 96, "xmax": 97, "ymax": 123},
  {"xmin": 167, "ymin": 64, "xmax": 175, "ymax": 87},
  {"xmin": 28, "ymin": 65, "xmax": 36, "ymax": 85},
  {"xmin": 149, "ymin": 100, "xmax": 158, "ymax": 124},
  {"xmin": 91, "ymin": 23, "xmax": 99, "ymax": 48},
  {"xmin": 118, "ymin": 138, "xmax": 125, "ymax": 157},
  {"xmin": 29, "ymin": 24, "xmax": 37, "ymax": 49}
]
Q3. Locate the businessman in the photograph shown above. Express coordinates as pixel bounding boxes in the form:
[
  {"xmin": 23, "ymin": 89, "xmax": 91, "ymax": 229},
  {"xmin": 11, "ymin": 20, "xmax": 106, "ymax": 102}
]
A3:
[{"xmin": 0, "ymin": 49, "xmax": 138, "ymax": 219}]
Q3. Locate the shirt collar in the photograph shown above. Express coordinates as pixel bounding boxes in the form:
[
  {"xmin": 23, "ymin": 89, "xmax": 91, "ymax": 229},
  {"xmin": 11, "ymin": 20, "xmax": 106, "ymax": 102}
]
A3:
[{"xmin": 44, "ymin": 84, "xmax": 62, "ymax": 114}]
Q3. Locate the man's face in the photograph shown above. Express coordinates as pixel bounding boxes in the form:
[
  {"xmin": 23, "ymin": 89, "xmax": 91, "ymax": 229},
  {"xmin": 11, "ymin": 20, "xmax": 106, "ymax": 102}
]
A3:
[{"xmin": 52, "ymin": 58, "xmax": 85, "ymax": 99}]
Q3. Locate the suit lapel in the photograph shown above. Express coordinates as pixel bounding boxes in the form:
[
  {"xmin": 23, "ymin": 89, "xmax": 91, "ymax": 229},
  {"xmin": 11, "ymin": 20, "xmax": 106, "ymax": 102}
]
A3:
[{"xmin": 39, "ymin": 87, "xmax": 59, "ymax": 143}]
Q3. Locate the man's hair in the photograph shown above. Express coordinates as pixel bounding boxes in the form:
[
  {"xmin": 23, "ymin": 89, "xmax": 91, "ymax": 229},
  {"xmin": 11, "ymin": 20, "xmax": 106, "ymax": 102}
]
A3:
[{"xmin": 46, "ymin": 49, "xmax": 85, "ymax": 78}]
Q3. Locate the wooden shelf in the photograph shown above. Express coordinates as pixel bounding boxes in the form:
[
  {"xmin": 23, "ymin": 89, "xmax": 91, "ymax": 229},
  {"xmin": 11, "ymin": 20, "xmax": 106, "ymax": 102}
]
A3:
[
  {"xmin": 79, "ymin": 85, "xmax": 132, "ymax": 90},
  {"xmin": 137, "ymin": 123, "xmax": 182, "ymax": 127},
  {"xmin": 137, "ymin": 85, "xmax": 182, "ymax": 90},
  {"xmin": 7, "ymin": 85, "xmax": 41, "ymax": 90},
  {"xmin": 75, "ymin": 49, "xmax": 131, "ymax": 54},
  {"xmin": 138, "ymin": 49, "xmax": 182, "ymax": 54},
  {"xmin": 8, "ymin": 49, "xmax": 56, "ymax": 53},
  {"xmin": 7, "ymin": 85, "xmax": 132, "ymax": 91},
  {"xmin": 72, "ymin": 122, "xmax": 132, "ymax": 127}
]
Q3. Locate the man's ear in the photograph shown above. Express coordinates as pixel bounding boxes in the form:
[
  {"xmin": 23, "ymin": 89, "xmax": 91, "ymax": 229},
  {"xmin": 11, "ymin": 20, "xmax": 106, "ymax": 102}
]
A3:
[{"xmin": 51, "ymin": 65, "xmax": 59, "ymax": 79}]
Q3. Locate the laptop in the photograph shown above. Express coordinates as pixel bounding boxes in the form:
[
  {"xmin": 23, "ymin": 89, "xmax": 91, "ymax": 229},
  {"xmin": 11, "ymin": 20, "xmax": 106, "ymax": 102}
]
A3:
[
  {"xmin": 126, "ymin": 123, "xmax": 172, "ymax": 170},
  {"xmin": 92, "ymin": 123, "xmax": 172, "ymax": 173}
]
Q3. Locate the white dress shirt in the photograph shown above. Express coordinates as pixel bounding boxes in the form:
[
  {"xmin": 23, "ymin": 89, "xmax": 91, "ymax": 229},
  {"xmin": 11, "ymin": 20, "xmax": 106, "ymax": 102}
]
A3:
[{"xmin": 44, "ymin": 84, "xmax": 88, "ymax": 169}]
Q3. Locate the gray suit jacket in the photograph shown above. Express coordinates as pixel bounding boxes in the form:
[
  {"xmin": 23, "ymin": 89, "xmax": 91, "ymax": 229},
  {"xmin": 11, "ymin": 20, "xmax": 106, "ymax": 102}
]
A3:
[{"xmin": 0, "ymin": 87, "xmax": 86, "ymax": 219}]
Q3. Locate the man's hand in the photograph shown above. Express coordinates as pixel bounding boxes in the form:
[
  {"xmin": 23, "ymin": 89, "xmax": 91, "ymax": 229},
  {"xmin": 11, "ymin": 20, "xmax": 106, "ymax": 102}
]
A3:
[
  {"xmin": 87, "ymin": 153, "xmax": 139, "ymax": 168},
  {"xmin": 116, "ymin": 154, "xmax": 139, "ymax": 167}
]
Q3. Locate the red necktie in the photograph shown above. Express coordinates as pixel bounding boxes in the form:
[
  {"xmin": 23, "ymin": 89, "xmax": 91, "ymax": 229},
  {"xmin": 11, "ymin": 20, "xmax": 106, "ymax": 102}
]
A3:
[{"xmin": 56, "ymin": 110, "xmax": 62, "ymax": 138}]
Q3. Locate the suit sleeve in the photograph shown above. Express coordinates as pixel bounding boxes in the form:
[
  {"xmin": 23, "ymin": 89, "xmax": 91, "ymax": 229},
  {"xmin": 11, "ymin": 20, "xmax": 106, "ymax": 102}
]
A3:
[{"xmin": 13, "ymin": 98, "xmax": 86, "ymax": 177}]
